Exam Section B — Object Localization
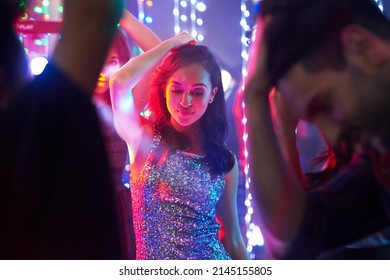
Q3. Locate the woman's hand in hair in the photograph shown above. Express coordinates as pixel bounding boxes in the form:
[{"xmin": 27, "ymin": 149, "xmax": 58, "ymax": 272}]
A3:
[{"xmin": 166, "ymin": 32, "xmax": 196, "ymax": 49}]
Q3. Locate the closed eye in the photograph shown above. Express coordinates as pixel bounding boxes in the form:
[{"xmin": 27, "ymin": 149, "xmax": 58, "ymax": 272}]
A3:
[
  {"xmin": 191, "ymin": 88, "xmax": 206, "ymax": 96},
  {"xmin": 168, "ymin": 83, "xmax": 184, "ymax": 94},
  {"xmin": 171, "ymin": 88, "xmax": 183, "ymax": 94}
]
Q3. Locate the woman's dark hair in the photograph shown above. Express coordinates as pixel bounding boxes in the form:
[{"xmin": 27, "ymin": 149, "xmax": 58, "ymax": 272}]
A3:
[
  {"xmin": 111, "ymin": 27, "xmax": 132, "ymax": 66},
  {"xmin": 148, "ymin": 44, "xmax": 234, "ymax": 174},
  {"xmin": 97, "ymin": 27, "xmax": 131, "ymax": 103}
]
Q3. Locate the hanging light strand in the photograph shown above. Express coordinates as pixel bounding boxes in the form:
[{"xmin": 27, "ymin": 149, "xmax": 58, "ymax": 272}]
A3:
[
  {"xmin": 137, "ymin": 0, "xmax": 146, "ymax": 22},
  {"xmin": 240, "ymin": 0, "xmax": 264, "ymax": 260},
  {"xmin": 190, "ymin": 0, "xmax": 197, "ymax": 38},
  {"xmin": 173, "ymin": 0, "xmax": 205, "ymax": 41}
]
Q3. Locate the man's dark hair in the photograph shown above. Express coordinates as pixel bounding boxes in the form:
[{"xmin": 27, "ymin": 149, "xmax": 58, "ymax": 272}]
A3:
[{"xmin": 259, "ymin": 0, "xmax": 390, "ymax": 84}]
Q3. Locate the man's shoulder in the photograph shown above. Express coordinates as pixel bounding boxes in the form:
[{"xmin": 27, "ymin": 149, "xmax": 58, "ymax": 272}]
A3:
[
  {"xmin": 22, "ymin": 63, "xmax": 89, "ymax": 103},
  {"xmin": 3, "ymin": 62, "xmax": 98, "ymax": 147}
]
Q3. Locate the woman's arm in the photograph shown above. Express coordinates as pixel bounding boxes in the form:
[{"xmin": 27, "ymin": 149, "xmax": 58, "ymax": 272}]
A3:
[
  {"xmin": 109, "ymin": 33, "xmax": 194, "ymax": 154},
  {"xmin": 120, "ymin": 9, "xmax": 161, "ymax": 52},
  {"xmin": 216, "ymin": 157, "xmax": 249, "ymax": 260},
  {"xmin": 119, "ymin": 9, "xmax": 162, "ymax": 114}
]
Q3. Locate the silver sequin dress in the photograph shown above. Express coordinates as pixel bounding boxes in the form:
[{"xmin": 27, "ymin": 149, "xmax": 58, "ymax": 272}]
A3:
[{"xmin": 130, "ymin": 128, "xmax": 231, "ymax": 260}]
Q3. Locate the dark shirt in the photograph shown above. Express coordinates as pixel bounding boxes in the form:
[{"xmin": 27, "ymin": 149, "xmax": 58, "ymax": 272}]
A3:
[
  {"xmin": 0, "ymin": 63, "xmax": 122, "ymax": 259},
  {"xmin": 95, "ymin": 100, "xmax": 136, "ymax": 260},
  {"xmin": 285, "ymin": 153, "xmax": 390, "ymax": 259},
  {"xmin": 95, "ymin": 100, "xmax": 128, "ymax": 188}
]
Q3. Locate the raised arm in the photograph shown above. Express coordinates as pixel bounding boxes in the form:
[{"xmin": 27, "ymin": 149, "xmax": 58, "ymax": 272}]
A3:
[
  {"xmin": 244, "ymin": 16, "xmax": 306, "ymax": 259},
  {"xmin": 216, "ymin": 157, "xmax": 249, "ymax": 260},
  {"xmin": 118, "ymin": 9, "xmax": 162, "ymax": 115},
  {"xmin": 109, "ymin": 32, "xmax": 195, "ymax": 152},
  {"xmin": 51, "ymin": 0, "xmax": 124, "ymax": 96},
  {"xmin": 120, "ymin": 9, "xmax": 161, "ymax": 52},
  {"xmin": 269, "ymin": 88, "xmax": 304, "ymax": 184}
]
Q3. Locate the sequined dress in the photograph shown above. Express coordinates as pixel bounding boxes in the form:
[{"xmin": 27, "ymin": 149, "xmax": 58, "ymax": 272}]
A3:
[{"xmin": 130, "ymin": 128, "xmax": 231, "ymax": 260}]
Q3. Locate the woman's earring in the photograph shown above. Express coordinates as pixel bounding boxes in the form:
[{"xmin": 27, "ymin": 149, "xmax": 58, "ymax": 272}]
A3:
[{"xmin": 209, "ymin": 98, "xmax": 213, "ymax": 104}]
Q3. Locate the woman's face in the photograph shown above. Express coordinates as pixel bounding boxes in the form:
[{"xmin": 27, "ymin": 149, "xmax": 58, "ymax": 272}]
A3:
[
  {"xmin": 94, "ymin": 48, "xmax": 121, "ymax": 95},
  {"xmin": 165, "ymin": 63, "xmax": 217, "ymax": 129}
]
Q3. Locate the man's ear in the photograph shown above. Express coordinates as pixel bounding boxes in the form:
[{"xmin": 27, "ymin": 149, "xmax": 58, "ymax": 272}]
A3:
[{"xmin": 341, "ymin": 24, "xmax": 386, "ymax": 68}]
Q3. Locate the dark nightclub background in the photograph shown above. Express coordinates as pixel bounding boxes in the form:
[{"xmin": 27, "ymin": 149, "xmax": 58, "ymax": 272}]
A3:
[{"xmin": 15, "ymin": 0, "xmax": 390, "ymax": 260}]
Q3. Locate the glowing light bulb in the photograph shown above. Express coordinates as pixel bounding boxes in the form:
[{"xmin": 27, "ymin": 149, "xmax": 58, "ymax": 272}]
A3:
[
  {"xmin": 30, "ymin": 57, "xmax": 48, "ymax": 76},
  {"xmin": 195, "ymin": 2, "xmax": 207, "ymax": 12},
  {"xmin": 145, "ymin": 16, "xmax": 153, "ymax": 24}
]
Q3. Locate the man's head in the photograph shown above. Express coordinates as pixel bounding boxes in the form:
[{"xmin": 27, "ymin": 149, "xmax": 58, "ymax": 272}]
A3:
[{"xmin": 260, "ymin": 0, "xmax": 390, "ymax": 151}]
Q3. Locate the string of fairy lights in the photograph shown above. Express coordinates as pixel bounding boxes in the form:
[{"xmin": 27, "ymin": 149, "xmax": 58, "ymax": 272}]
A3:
[
  {"xmin": 240, "ymin": 0, "xmax": 264, "ymax": 259},
  {"xmin": 172, "ymin": 0, "xmax": 206, "ymax": 41},
  {"xmin": 137, "ymin": 0, "xmax": 207, "ymax": 41}
]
